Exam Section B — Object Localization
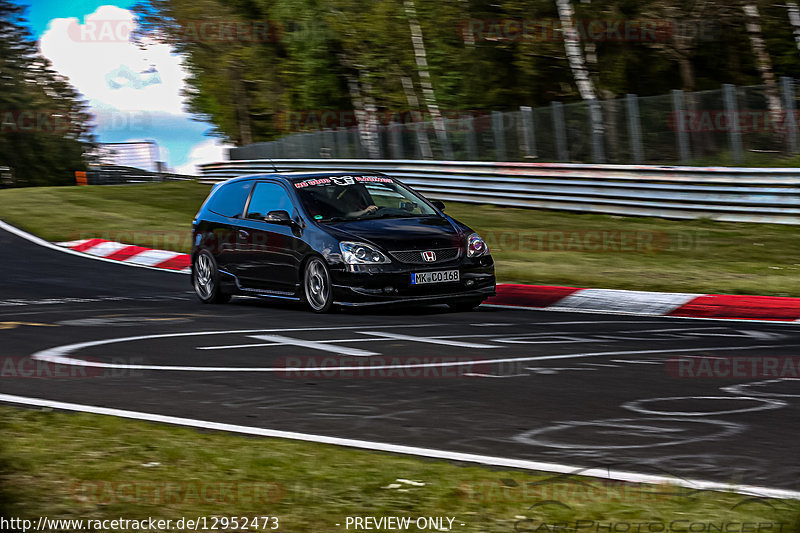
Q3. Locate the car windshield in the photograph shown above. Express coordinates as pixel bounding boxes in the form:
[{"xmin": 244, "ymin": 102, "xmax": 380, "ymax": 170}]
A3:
[{"xmin": 292, "ymin": 176, "xmax": 438, "ymax": 222}]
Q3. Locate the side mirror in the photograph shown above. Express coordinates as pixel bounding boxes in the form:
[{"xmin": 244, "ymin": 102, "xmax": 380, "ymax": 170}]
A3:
[
  {"xmin": 431, "ymin": 200, "xmax": 445, "ymax": 211},
  {"xmin": 264, "ymin": 210, "xmax": 292, "ymax": 224}
]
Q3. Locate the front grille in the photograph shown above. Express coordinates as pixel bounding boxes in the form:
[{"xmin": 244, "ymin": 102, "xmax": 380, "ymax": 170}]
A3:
[{"xmin": 389, "ymin": 247, "xmax": 461, "ymax": 264}]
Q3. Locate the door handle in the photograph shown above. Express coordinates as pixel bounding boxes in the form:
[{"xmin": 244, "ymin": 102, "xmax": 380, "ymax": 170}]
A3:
[{"xmin": 238, "ymin": 229, "xmax": 249, "ymax": 239}]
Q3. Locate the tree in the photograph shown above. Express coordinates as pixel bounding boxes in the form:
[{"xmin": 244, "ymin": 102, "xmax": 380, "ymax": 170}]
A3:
[{"xmin": 0, "ymin": 1, "xmax": 92, "ymax": 186}]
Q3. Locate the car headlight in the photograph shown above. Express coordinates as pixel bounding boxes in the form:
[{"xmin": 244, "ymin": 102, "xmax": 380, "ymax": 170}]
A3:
[
  {"xmin": 339, "ymin": 241, "xmax": 390, "ymax": 264},
  {"xmin": 466, "ymin": 233, "xmax": 488, "ymax": 257}
]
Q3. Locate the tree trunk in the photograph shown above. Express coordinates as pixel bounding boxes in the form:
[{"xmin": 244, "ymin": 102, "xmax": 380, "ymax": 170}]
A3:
[
  {"xmin": 230, "ymin": 62, "xmax": 252, "ymax": 146},
  {"xmin": 401, "ymin": 76, "xmax": 433, "ymax": 160},
  {"xmin": 677, "ymin": 55, "xmax": 696, "ymax": 92},
  {"xmin": 404, "ymin": 0, "xmax": 451, "ymax": 158},
  {"xmin": 786, "ymin": 2, "xmax": 800, "ymax": 53},
  {"xmin": 743, "ymin": 4, "xmax": 783, "ymax": 129},
  {"xmin": 338, "ymin": 53, "xmax": 380, "ymax": 158},
  {"xmin": 555, "ymin": 0, "xmax": 603, "ymax": 145},
  {"xmin": 460, "ymin": 0, "xmax": 475, "ymax": 47}
]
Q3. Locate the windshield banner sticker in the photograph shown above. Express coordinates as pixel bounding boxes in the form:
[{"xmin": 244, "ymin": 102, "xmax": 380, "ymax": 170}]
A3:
[{"xmin": 294, "ymin": 175, "xmax": 393, "ymax": 188}]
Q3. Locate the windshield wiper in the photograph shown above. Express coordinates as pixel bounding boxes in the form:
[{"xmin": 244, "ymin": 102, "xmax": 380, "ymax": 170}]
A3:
[{"xmin": 320, "ymin": 215, "xmax": 369, "ymax": 222}]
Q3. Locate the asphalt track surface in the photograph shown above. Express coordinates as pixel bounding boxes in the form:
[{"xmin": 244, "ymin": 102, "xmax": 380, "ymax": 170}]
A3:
[{"xmin": 1, "ymin": 225, "xmax": 799, "ymax": 494}]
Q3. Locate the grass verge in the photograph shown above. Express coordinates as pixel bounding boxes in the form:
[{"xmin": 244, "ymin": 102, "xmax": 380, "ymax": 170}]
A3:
[
  {"xmin": 0, "ymin": 405, "xmax": 796, "ymax": 532},
  {"xmin": 0, "ymin": 182, "xmax": 797, "ymax": 296}
]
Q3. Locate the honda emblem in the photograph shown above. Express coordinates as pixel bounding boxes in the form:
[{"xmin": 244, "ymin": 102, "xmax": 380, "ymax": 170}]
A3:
[{"xmin": 422, "ymin": 250, "xmax": 437, "ymax": 262}]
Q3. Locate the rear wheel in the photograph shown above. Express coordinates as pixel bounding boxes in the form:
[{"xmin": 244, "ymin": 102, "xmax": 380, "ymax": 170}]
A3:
[
  {"xmin": 447, "ymin": 298, "xmax": 483, "ymax": 312},
  {"xmin": 303, "ymin": 257, "xmax": 334, "ymax": 313},
  {"xmin": 193, "ymin": 250, "xmax": 231, "ymax": 304}
]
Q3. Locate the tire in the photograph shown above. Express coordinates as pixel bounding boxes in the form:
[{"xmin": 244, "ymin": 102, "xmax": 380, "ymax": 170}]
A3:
[
  {"xmin": 303, "ymin": 257, "xmax": 334, "ymax": 313},
  {"xmin": 447, "ymin": 298, "xmax": 483, "ymax": 312},
  {"xmin": 193, "ymin": 250, "xmax": 231, "ymax": 304}
]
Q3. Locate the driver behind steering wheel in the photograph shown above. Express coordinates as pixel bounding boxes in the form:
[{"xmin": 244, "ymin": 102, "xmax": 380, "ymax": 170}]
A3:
[{"xmin": 336, "ymin": 184, "xmax": 378, "ymax": 218}]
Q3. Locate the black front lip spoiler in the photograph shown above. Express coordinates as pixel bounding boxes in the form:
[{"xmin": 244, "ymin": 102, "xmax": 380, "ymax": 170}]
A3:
[{"xmin": 332, "ymin": 286, "xmax": 496, "ymax": 307}]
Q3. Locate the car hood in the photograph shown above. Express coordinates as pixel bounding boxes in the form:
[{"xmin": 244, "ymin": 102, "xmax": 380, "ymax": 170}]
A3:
[{"xmin": 322, "ymin": 216, "xmax": 464, "ymax": 250}]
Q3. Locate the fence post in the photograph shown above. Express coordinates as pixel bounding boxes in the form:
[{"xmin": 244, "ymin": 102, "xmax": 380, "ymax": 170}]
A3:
[
  {"xmin": 491, "ymin": 111, "xmax": 507, "ymax": 161},
  {"xmin": 439, "ymin": 118, "xmax": 454, "ymax": 160},
  {"xmin": 304, "ymin": 133, "xmax": 315, "ymax": 158},
  {"xmin": 626, "ymin": 94, "xmax": 644, "ymax": 164},
  {"xmin": 552, "ymin": 101, "xmax": 568, "ymax": 161},
  {"xmin": 349, "ymin": 129, "xmax": 361, "ymax": 158},
  {"xmin": 671, "ymin": 89, "xmax": 690, "ymax": 164},
  {"xmin": 389, "ymin": 121, "xmax": 403, "ymax": 159},
  {"xmin": 322, "ymin": 130, "xmax": 333, "ymax": 158},
  {"xmin": 465, "ymin": 115, "xmax": 478, "ymax": 160},
  {"xmin": 722, "ymin": 84, "xmax": 743, "ymax": 165},
  {"xmin": 311, "ymin": 131, "xmax": 322, "ymax": 158},
  {"xmin": 782, "ymin": 77, "xmax": 798, "ymax": 155},
  {"xmin": 520, "ymin": 106, "xmax": 537, "ymax": 159},
  {"xmin": 589, "ymin": 99, "xmax": 605, "ymax": 163}
]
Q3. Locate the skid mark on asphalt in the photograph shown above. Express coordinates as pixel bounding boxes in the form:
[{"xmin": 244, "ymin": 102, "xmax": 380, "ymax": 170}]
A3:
[
  {"xmin": 513, "ymin": 418, "xmax": 744, "ymax": 450},
  {"xmin": 722, "ymin": 378, "xmax": 800, "ymax": 398},
  {"xmin": 622, "ymin": 396, "xmax": 787, "ymax": 416}
]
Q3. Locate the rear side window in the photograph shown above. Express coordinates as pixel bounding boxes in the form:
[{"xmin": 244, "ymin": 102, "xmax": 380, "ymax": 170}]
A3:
[
  {"xmin": 206, "ymin": 181, "xmax": 252, "ymax": 218},
  {"xmin": 246, "ymin": 182, "xmax": 294, "ymax": 219}
]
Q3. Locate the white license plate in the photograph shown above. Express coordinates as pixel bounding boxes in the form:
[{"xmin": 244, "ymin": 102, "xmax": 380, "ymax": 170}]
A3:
[{"xmin": 410, "ymin": 270, "xmax": 460, "ymax": 285}]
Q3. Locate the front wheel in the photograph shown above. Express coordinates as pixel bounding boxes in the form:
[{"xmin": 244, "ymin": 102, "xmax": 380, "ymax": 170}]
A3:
[
  {"xmin": 303, "ymin": 257, "xmax": 334, "ymax": 313},
  {"xmin": 447, "ymin": 298, "xmax": 483, "ymax": 312},
  {"xmin": 193, "ymin": 250, "xmax": 231, "ymax": 304}
]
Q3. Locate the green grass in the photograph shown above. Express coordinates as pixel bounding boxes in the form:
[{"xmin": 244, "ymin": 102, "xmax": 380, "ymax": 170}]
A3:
[
  {"xmin": 0, "ymin": 406, "xmax": 796, "ymax": 532},
  {"xmin": 0, "ymin": 182, "xmax": 798, "ymax": 295},
  {"xmin": 0, "ymin": 182, "xmax": 210, "ymax": 253}
]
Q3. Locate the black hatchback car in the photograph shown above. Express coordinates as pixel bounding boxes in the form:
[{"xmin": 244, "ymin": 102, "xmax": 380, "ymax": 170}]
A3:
[{"xmin": 191, "ymin": 172, "xmax": 495, "ymax": 312}]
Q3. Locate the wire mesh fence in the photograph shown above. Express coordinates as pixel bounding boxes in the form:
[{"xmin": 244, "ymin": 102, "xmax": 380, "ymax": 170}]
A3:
[{"xmin": 230, "ymin": 78, "xmax": 800, "ymax": 165}]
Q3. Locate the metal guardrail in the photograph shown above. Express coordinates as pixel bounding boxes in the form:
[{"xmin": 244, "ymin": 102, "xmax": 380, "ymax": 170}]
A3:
[
  {"xmin": 86, "ymin": 165, "xmax": 196, "ymax": 185},
  {"xmin": 199, "ymin": 159, "xmax": 800, "ymax": 224}
]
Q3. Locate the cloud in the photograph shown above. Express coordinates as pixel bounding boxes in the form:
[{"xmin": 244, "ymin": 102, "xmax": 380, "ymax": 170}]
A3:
[
  {"xmin": 40, "ymin": 5, "xmax": 189, "ymax": 114},
  {"xmin": 174, "ymin": 138, "xmax": 233, "ymax": 176},
  {"xmin": 36, "ymin": 5, "xmax": 226, "ymax": 170}
]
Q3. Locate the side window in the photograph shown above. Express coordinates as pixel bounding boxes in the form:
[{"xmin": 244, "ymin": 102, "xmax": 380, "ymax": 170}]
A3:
[
  {"xmin": 246, "ymin": 182, "xmax": 294, "ymax": 219},
  {"xmin": 206, "ymin": 181, "xmax": 252, "ymax": 218}
]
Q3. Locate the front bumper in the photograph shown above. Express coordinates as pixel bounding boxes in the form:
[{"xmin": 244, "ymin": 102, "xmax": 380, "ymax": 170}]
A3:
[{"xmin": 329, "ymin": 256, "xmax": 496, "ymax": 306}]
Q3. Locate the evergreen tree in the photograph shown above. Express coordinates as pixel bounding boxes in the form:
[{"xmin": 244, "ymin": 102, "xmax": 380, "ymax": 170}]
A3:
[{"xmin": 0, "ymin": 1, "xmax": 92, "ymax": 186}]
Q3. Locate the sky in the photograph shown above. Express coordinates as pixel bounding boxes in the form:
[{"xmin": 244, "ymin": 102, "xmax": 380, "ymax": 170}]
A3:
[{"xmin": 11, "ymin": 0, "xmax": 232, "ymax": 174}]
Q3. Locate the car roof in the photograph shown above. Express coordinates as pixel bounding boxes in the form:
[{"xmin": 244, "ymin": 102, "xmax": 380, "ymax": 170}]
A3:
[{"xmin": 220, "ymin": 171, "xmax": 389, "ymax": 186}]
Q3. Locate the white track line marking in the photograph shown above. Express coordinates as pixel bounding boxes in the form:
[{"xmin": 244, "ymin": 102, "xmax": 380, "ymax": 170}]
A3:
[
  {"xmin": 0, "ymin": 219, "xmax": 189, "ymax": 275},
  {"xmin": 249, "ymin": 334, "xmax": 379, "ymax": 357},
  {"xmin": 0, "ymin": 393, "xmax": 796, "ymax": 500},
  {"xmin": 462, "ymin": 373, "xmax": 529, "ymax": 378},
  {"xmin": 197, "ymin": 329, "xmax": 673, "ymax": 351},
  {"xmin": 30, "ymin": 324, "xmax": 800, "ymax": 371},
  {"xmin": 359, "ymin": 331, "xmax": 500, "ymax": 349}
]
